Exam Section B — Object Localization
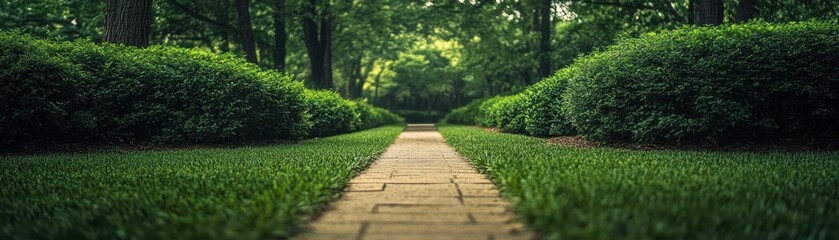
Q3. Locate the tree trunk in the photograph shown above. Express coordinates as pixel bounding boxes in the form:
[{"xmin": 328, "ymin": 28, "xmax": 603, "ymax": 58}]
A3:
[
  {"xmin": 322, "ymin": 4, "xmax": 334, "ymax": 89},
  {"xmin": 736, "ymin": 0, "xmax": 757, "ymax": 22},
  {"xmin": 302, "ymin": 0, "xmax": 325, "ymax": 88},
  {"xmin": 235, "ymin": 0, "xmax": 258, "ymax": 63},
  {"xmin": 522, "ymin": 70, "xmax": 532, "ymax": 85},
  {"xmin": 347, "ymin": 56, "xmax": 362, "ymax": 98},
  {"xmin": 537, "ymin": 0, "xmax": 552, "ymax": 78},
  {"xmin": 301, "ymin": 0, "xmax": 333, "ymax": 89},
  {"xmin": 272, "ymin": 2, "xmax": 287, "ymax": 72},
  {"xmin": 693, "ymin": 0, "xmax": 724, "ymax": 26},
  {"xmin": 373, "ymin": 62, "xmax": 388, "ymax": 105},
  {"xmin": 355, "ymin": 59, "xmax": 374, "ymax": 99},
  {"xmin": 103, "ymin": 0, "xmax": 153, "ymax": 47}
]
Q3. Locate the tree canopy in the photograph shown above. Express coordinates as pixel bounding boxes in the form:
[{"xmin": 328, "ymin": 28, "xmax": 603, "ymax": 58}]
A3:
[{"xmin": 2, "ymin": 0, "xmax": 836, "ymax": 118}]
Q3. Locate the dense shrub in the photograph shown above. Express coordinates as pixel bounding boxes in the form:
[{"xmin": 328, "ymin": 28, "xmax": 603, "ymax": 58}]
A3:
[
  {"xmin": 446, "ymin": 21, "xmax": 838, "ymax": 144},
  {"xmin": 522, "ymin": 68, "xmax": 575, "ymax": 136},
  {"xmin": 303, "ymin": 89, "xmax": 355, "ymax": 137},
  {"xmin": 564, "ymin": 21, "xmax": 839, "ymax": 144},
  {"xmin": 0, "ymin": 32, "xmax": 402, "ymax": 146},
  {"xmin": 482, "ymin": 95, "xmax": 528, "ymax": 133},
  {"xmin": 443, "ymin": 99, "xmax": 486, "ymax": 125},
  {"xmin": 477, "ymin": 97, "xmax": 504, "ymax": 127},
  {"xmin": 393, "ymin": 109, "xmax": 444, "ymax": 123},
  {"xmin": 352, "ymin": 103, "xmax": 404, "ymax": 130},
  {"xmin": 0, "ymin": 32, "xmax": 88, "ymax": 142}
]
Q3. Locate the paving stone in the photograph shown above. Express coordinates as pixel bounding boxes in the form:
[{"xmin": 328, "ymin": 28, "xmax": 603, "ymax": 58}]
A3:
[
  {"xmin": 305, "ymin": 222, "xmax": 362, "ymax": 234},
  {"xmin": 460, "ymin": 188, "xmax": 502, "ymax": 197},
  {"xmin": 365, "ymin": 222, "xmax": 525, "ymax": 234},
  {"xmin": 317, "ymin": 212, "xmax": 471, "ymax": 223},
  {"xmin": 350, "ymin": 178, "xmax": 452, "ymax": 184},
  {"xmin": 341, "ymin": 195, "xmax": 462, "ymax": 205},
  {"xmin": 452, "ymin": 178, "xmax": 494, "ymax": 184},
  {"xmin": 301, "ymin": 124, "xmax": 532, "ymax": 240},
  {"xmin": 376, "ymin": 204, "xmax": 509, "ymax": 214},
  {"xmin": 347, "ymin": 183, "xmax": 385, "ymax": 191},
  {"xmin": 298, "ymin": 234, "xmax": 358, "ymax": 240},
  {"xmin": 462, "ymin": 197, "xmax": 512, "ymax": 205},
  {"xmin": 362, "ymin": 233, "xmax": 490, "ymax": 240}
]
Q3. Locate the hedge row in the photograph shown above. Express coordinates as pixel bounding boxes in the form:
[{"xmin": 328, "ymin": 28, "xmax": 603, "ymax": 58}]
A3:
[
  {"xmin": 0, "ymin": 31, "xmax": 403, "ymax": 146},
  {"xmin": 302, "ymin": 89, "xmax": 401, "ymax": 137},
  {"xmin": 445, "ymin": 21, "xmax": 839, "ymax": 144}
]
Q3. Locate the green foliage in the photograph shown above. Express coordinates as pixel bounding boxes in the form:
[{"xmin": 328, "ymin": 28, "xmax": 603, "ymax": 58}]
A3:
[
  {"xmin": 0, "ymin": 32, "xmax": 402, "ymax": 145},
  {"xmin": 449, "ymin": 21, "xmax": 839, "ymax": 144},
  {"xmin": 303, "ymin": 89, "xmax": 356, "ymax": 137},
  {"xmin": 444, "ymin": 68, "xmax": 576, "ymax": 136},
  {"xmin": 392, "ymin": 109, "xmax": 444, "ymax": 123},
  {"xmin": 0, "ymin": 31, "xmax": 308, "ymax": 144},
  {"xmin": 476, "ymin": 97, "xmax": 503, "ymax": 127},
  {"xmin": 443, "ymin": 99, "xmax": 486, "ymax": 125},
  {"xmin": 523, "ymin": 68, "xmax": 575, "ymax": 136},
  {"xmin": 563, "ymin": 21, "xmax": 839, "ymax": 144},
  {"xmin": 0, "ymin": 125, "xmax": 404, "ymax": 239},
  {"xmin": 482, "ymin": 95, "xmax": 528, "ymax": 134},
  {"xmin": 0, "ymin": 31, "xmax": 88, "ymax": 142},
  {"xmin": 439, "ymin": 125, "xmax": 839, "ymax": 239},
  {"xmin": 351, "ymin": 102, "xmax": 404, "ymax": 130}
]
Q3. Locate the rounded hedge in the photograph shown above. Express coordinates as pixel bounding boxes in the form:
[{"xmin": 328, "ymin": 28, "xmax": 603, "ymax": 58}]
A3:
[
  {"xmin": 444, "ymin": 99, "xmax": 486, "ymax": 125},
  {"xmin": 563, "ymin": 21, "xmax": 839, "ymax": 144},
  {"xmin": 303, "ymin": 89, "xmax": 356, "ymax": 137},
  {"xmin": 352, "ymin": 103, "xmax": 404, "ymax": 130},
  {"xmin": 1, "ymin": 32, "xmax": 402, "ymax": 146},
  {"xmin": 482, "ymin": 95, "xmax": 528, "ymax": 133},
  {"xmin": 522, "ymin": 67, "xmax": 575, "ymax": 136}
]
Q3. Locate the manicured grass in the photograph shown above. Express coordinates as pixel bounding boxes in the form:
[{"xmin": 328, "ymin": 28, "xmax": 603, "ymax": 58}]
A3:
[
  {"xmin": 0, "ymin": 125, "xmax": 403, "ymax": 239},
  {"xmin": 439, "ymin": 125, "xmax": 839, "ymax": 239}
]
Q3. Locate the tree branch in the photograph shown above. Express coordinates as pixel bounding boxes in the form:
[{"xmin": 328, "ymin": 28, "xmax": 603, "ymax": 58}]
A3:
[
  {"xmin": 577, "ymin": 0, "xmax": 686, "ymax": 22},
  {"xmin": 167, "ymin": 0, "xmax": 237, "ymax": 31}
]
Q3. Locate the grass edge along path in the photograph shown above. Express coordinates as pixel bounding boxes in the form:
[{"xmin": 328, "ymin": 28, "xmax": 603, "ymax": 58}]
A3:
[
  {"xmin": 0, "ymin": 125, "xmax": 404, "ymax": 240},
  {"xmin": 438, "ymin": 124, "xmax": 839, "ymax": 239}
]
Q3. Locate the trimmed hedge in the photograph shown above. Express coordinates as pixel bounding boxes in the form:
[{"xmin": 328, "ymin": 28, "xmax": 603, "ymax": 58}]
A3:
[
  {"xmin": 353, "ymin": 103, "xmax": 404, "ymax": 130},
  {"xmin": 444, "ymin": 21, "xmax": 839, "ymax": 144},
  {"xmin": 302, "ymin": 89, "xmax": 355, "ymax": 137},
  {"xmin": 1, "ymin": 31, "xmax": 402, "ymax": 145},
  {"xmin": 523, "ymin": 67, "xmax": 575, "ymax": 136},
  {"xmin": 443, "ymin": 99, "xmax": 486, "ymax": 125},
  {"xmin": 483, "ymin": 95, "xmax": 528, "ymax": 133},
  {"xmin": 564, "ymin": 21, "xmax": 839, "ymax": 144}
]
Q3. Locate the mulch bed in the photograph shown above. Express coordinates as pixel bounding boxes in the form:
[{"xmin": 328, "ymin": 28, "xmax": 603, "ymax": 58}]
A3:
[
  {"xmin": 479, "ymin": 127, "xmax": 838, "ymax": 153},
  {"xmin": 547, "ymin": 135, "xmax": 839, "ymax": 153}
]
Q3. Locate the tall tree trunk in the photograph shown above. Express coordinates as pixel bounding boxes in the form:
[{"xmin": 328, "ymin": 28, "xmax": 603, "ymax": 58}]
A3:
[
  {"xmin": 736, "ymin": 0, "xmax": 757, "ymax": 22},
  {"xmin": 537, "ymin": 0, "xmax": 552, "ymax": 78},
  {"xmin": 103, "ymin": 0, "xmax": 152, "ymax": 47},
  {"xmin": 322, "ymin": 3, "xmax": 333, "ymax": 89},
  {"xmin": 272, "ymin": 2, "xmax": 287, "ymax": 72},
  {"xmin": 301, "ymin": 0, "xmax": 333, "ymax": 89},
  {"xmin": 220, "ymin": 30, "xmax": 230, "ymax": 52},
  {"xmin": 302, "ymin": 0, "xmax": 325, "ymax": 88},
  {"xmin": 522, "ymin": 70, "xmax": 532, "ymax": 85},
  {"xmin": 354, "ymin": 59, "xmax": 374, "ymax": 99},
  {"xmin": 373, "ymin": 63, "xmax": 388, "ymax": 105},
  {"xmin": 235, "ymin": 0, "xmax": 258, "ymax": 63},
  {"xmin": 693, "ymin": 0, "xmax": 724, "ymax": 26},
  {"xmin": 347, "ymin": 57, "xmax": 361, "ymax": 98}
]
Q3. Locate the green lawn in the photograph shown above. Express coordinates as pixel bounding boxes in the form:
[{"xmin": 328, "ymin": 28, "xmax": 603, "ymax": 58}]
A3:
[
  {"xmin": 0, "ymin": 125, "xmax": 403, "ymax": 239},
  {"xmin": 439, "ymin": 125, "xmax": 839, "ymax": 239}
]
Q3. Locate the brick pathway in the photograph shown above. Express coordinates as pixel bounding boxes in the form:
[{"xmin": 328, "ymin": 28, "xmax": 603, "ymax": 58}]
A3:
[{"xmin": 299, "ymin": 124, "xmax": 532, "ymax": 240}]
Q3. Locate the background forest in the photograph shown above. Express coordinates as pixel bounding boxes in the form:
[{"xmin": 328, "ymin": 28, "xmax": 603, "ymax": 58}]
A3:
[{"xmin": 2, "ymin": 0, "xmax": 836, "ymax": 121}]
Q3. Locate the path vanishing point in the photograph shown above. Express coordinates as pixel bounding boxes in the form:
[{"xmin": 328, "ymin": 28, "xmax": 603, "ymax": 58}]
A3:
[{"xmin": 300, "ymin": 124, "xmax": 533, "ymax": 240}]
